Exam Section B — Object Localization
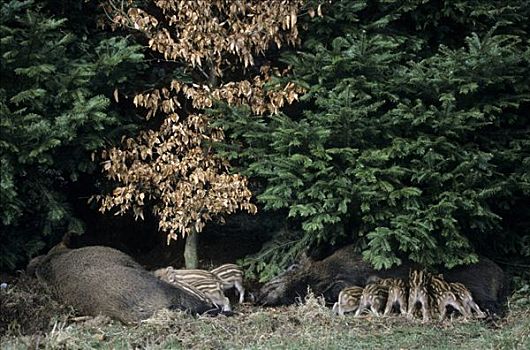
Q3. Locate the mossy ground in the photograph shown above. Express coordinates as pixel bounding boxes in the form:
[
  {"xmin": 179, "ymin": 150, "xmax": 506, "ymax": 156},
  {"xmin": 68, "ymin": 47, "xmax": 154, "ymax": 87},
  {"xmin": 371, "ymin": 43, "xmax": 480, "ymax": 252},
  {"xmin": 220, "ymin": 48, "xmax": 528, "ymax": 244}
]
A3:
[{"xmin": 1, "ymin": 275, "xmax": 529, "ymax": 350}]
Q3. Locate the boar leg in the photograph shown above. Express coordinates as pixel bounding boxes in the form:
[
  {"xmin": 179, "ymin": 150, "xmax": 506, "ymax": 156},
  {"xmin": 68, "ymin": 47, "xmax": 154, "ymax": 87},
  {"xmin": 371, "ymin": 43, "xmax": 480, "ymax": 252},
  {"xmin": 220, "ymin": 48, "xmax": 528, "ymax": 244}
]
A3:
[
  {"xmin": 399, "ymin": 296, "xmax": 408, "ymax": 316},
  {"xmin": 448, "ymin": 298, "xmax": 468, "ymax": 320},
  {"xmin": 468, "ymin": 300, "xmax": 486, "ymax": 318},
  {"xmin": 406, "ymin": 296, "xmax": 416, "ymax": 319},
  {"xmin": 354, "ymin": 298, "xmax": 367, "ymax": 317},
  {"xmin": 234, "ymin": 280, "xmax": 245, "ymax": 304},
  {"xmin": 370, "ymin": 302, "xmax": 381, "ymax": 317},
  {"xmin": 421, "ymin": 301, "xmax": 431, "ymax": 322},
  {"xmin": 332, "ymin": 302, "xmax": 341, "ymax": 315},
  {"xmin": 383, "ymin": 299, "xmax": 394, "ymax": 316}
]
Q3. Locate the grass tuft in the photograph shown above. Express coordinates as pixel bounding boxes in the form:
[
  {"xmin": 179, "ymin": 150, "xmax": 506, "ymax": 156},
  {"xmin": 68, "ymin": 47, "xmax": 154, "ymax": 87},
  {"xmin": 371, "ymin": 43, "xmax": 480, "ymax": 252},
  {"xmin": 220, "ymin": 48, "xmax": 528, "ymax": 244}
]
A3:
[{"xmin": 1, "ymin": 276, "xmax": 529, "ymax": 349}]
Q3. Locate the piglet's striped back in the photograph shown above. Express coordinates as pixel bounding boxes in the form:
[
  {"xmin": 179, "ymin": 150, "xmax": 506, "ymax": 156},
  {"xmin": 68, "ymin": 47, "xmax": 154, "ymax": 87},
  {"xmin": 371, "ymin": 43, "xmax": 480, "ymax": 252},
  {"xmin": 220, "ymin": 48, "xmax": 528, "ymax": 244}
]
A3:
[
  {"xmin": 211, "ymin": 264, "xmax": 243, "ymax": 280},
  {"xmin": 210, "ymin": 263, "xmax": 245, "ymax": 303}
]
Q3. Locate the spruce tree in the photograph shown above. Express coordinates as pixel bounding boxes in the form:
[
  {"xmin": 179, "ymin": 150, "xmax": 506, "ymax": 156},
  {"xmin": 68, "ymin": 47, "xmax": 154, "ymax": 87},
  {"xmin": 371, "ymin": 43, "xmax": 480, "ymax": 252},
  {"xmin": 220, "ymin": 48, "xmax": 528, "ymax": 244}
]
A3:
[
  {"xmin": 216, "ymin": 0, "xmax": 530, "ymax": 273},
  {"xmin": 0, "ymin": 0, "xmax": 143, "ymax": 269}
]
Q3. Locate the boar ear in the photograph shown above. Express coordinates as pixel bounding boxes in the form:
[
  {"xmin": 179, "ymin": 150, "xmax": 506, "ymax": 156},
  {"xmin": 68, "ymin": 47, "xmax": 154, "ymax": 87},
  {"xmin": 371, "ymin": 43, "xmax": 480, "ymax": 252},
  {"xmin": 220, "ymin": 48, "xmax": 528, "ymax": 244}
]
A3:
[
  {"xmin": 62, "ymin": 231, "xmax": 73, "ymax": 247},
  {"xmin": 48, "ymin": 241, "xmax": 69, "ymax": 255}
]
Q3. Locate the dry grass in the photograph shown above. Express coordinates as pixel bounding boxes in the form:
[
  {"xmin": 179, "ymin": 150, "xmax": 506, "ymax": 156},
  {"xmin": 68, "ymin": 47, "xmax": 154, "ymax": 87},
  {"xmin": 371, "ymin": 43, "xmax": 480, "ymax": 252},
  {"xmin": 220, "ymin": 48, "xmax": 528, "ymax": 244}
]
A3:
[
  {"xmin": 1, "ymin": 278, "xmax": 529, "ymax": 349},
  {"xmin": 0, "ymin": 275, "xmax": 74, "ymax": 336}
]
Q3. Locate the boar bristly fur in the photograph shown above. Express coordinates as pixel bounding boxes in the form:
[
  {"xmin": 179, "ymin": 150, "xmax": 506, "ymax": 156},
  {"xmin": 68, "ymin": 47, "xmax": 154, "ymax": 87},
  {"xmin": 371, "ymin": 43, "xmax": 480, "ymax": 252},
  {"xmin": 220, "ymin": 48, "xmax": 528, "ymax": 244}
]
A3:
[
  {"xmin": 257, "ymin": 245, "xmax": 410, "ymax": 306},
  {"xmin": 28, "ymin": 245, "xmax": 218, "ymax": 324},
  {"xmin": 442, "ymin": 257, "xmax": 509, "ymax": 317},
  {"xmin": 256, "ymin": 245, "xmax": 507, "ymax": 316}
]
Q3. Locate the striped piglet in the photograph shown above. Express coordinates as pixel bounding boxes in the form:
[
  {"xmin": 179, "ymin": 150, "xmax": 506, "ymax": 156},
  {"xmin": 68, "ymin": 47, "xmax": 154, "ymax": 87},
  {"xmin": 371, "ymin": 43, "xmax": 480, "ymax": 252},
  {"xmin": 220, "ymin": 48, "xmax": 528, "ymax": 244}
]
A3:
[
  {"xmin": 154, "ymin": 267, "xmax": 231, "ymax": 312},
  {"xmin": 210, "ymin": 263, "xmax": 245, "ymax": 303}
]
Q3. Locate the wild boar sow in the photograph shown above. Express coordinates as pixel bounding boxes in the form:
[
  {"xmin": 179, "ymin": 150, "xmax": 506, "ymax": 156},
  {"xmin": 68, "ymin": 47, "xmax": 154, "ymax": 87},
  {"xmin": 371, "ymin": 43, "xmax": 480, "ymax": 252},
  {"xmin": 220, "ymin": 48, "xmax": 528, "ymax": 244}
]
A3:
[
  {"xmin": 257, "ymin": 246, "xmax": 410, "ymax": 307},
  {"xmin": 27, "ymin": 245, "xmax": 217, "ymax": 324},
  {"xmin": 256, "ymin": 245, "xmax": 508, "ymax": 316}
]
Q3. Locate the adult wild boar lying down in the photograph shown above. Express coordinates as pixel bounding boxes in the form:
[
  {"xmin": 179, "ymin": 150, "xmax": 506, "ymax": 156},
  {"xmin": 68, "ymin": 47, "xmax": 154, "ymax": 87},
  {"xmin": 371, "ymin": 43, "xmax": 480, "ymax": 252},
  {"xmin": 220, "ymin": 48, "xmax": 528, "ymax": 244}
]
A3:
[
  {"xmin": 256, "ymin": 245, "xmax": 509, "ymax": 316},
  {"xmin": 27, "ymin": 244, "xmax": 218, "ymax": 324}
]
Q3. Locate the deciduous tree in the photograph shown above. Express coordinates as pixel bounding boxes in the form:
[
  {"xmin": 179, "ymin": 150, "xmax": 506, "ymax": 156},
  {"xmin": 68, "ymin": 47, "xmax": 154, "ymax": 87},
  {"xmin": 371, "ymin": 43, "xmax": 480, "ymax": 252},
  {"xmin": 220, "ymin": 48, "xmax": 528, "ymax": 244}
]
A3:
[{"xmin": 96, "ymin": 0, "xmax": 314, "ymax": 266}]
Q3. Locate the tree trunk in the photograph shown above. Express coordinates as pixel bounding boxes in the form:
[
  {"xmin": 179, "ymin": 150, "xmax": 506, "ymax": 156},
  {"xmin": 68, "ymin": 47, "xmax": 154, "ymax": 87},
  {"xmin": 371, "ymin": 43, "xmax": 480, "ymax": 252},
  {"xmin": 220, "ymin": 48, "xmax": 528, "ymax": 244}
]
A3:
[{"xmin": 184, "ymin": 228, "xmax": 199, "ymax": 268}]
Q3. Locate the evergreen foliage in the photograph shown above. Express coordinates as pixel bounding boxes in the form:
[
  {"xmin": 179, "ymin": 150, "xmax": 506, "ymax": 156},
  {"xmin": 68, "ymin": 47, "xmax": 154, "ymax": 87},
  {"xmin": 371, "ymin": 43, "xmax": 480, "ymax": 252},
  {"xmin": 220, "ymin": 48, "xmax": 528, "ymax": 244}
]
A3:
[
  {"xmin": 0, "ymin": 0, "xmax": 144, "ymax": 269},
  {"xmin": 1, "ymin": 0, "xmax": 528, "ymax": 276},
  {"xmin": 215, "ymin": 0, "xmax": 530, "ymax": 273}
]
